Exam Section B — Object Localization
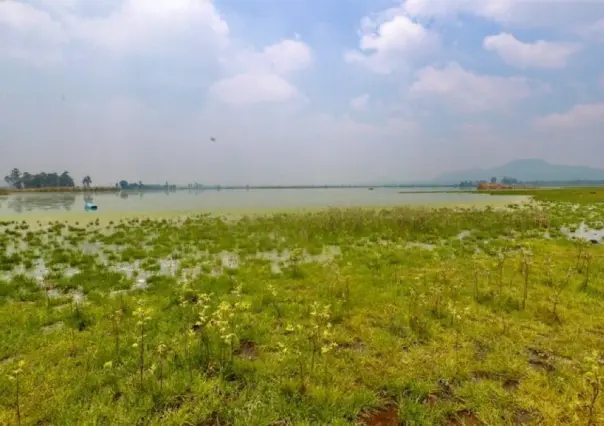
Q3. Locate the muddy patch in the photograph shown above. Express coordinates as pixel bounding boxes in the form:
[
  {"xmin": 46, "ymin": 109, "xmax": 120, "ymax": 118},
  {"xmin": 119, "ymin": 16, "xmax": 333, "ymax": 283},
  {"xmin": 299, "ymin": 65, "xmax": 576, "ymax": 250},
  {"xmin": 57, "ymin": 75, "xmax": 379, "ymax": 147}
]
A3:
[
  {"xmin": 503, "ymin": 378, "xmax": 520, "ymax": 392},
  {"xmin": 445, "ymin": 409, "xmax": 482, "ymax": 426},
  {"xmin": 527, "ymin": 347, "xmax": 555, "ymax": 372},
  {"xmin": 338, "ymin": 337, "xmax": 365, "ymax": 352},
  {"xmin": 234, "ymin": 339, "xmax": 258, "ymax": 360},
  {"xmin": 0, "ymin": 356, "xmax": 16, "ymax": 366},
  {"xmin": 513, "ymin": 409, "xmax": 539, "ymax": 425},
  {"xmin": 358, "ymin": 404, "xmax": 398, "ymax": 426},
  {"xmin": 471, "ymin": 371, "xmax": 520, "ymax": 392}
]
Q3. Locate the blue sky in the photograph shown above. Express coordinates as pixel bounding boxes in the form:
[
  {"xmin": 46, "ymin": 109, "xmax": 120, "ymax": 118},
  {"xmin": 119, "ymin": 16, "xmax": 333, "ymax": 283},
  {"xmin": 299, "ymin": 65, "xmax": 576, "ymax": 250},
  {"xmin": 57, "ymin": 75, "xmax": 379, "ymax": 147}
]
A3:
[{"xmin": 0, "ymin": 0, "xmax": 603, "ymax": 185}]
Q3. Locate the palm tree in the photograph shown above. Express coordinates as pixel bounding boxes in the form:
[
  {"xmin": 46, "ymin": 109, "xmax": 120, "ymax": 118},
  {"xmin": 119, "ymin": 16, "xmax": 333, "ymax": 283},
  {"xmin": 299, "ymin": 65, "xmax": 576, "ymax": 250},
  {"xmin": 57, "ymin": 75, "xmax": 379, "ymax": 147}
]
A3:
[{"xmin": 82, "ymin": 176, "xmax": 92, "ymax": 188}]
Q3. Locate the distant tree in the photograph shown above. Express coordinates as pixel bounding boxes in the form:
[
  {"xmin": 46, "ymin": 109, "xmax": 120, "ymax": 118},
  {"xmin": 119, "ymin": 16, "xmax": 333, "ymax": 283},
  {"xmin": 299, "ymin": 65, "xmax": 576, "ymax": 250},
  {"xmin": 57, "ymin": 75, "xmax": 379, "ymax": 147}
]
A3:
[
  {"xmin": 82, "ymin": 175, "xmax": 92, "ymax": 188},
  {"xmin": 59, "ymin": 171, "xmax": 74, "ymax": 188},
  {"xmin": 119, "ymin": 180, "xmax": 129, "ymax": 190},
  {"xmin": 4, "ymin": 168, "xmax": 22, "ymax": 188},
  {"xmin": 490, "ymin": 177, "xmax": 497, "ymax": 184},
  {"xmin": 21, "ymin": 172, "xmax": 33, "ymax": 188},
  {"xmin": 502, "ymin": 176, "xmax": 518, "ymax": 185}
]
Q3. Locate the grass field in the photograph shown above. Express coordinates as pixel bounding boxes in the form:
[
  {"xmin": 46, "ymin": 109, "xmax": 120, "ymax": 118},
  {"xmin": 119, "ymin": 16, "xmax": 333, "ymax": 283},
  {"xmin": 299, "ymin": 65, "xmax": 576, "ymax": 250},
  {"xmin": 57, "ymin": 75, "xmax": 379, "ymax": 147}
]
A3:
[
  {"xmin": 478, "ymin": 186, "xmax": 604, "ymax": 204},
  {"xmin": 1, "ymin": 194, "xmax": 604, "ymax": 425}
]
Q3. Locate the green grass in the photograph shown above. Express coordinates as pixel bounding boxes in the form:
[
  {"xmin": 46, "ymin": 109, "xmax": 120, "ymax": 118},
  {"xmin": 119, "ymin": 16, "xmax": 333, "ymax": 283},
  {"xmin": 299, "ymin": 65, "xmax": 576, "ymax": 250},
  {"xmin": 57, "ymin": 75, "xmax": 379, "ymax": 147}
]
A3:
[
  {"xmin": 479, "ymin": 186, "xmax": 604, "ymax": 204},
  {"xmin": 1, "ymin": 202, "xmax": 604, "ymax": 424}
]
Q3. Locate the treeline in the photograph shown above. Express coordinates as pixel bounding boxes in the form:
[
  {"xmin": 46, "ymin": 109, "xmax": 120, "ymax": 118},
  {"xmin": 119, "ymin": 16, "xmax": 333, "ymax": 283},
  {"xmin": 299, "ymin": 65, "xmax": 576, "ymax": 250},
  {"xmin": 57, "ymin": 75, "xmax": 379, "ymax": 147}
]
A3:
[
  {"xmin": 461, "ymin": 176, "xmax": 604, "ymax": 187},
  {"xmin": 3, "ymin": 168, "xmax": 94, "ymax": 189},
  {"xmin": 460, "ymin": 177, "xmax": 524, "ymax": 187}
]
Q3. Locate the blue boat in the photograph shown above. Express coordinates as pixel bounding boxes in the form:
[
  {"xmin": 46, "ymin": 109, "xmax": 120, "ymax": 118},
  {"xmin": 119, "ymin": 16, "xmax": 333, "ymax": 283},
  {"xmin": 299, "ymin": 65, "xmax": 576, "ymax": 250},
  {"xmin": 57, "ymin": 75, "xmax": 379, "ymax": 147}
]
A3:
[{"xmin": 84, "ymin": 201, "xmax": 98, "ymax": 211}]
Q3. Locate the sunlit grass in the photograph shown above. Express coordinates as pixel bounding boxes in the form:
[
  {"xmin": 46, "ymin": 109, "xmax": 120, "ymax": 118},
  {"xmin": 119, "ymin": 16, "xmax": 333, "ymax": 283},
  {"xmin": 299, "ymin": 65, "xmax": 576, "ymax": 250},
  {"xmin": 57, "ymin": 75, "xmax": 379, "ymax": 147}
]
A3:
[
  {"xmin": 0, "ymin": 200, "xmax": 604, "ymax": 424},
  {"xmin": 479, "ymin": 186, "xmax": 604, "ymax": 204}
]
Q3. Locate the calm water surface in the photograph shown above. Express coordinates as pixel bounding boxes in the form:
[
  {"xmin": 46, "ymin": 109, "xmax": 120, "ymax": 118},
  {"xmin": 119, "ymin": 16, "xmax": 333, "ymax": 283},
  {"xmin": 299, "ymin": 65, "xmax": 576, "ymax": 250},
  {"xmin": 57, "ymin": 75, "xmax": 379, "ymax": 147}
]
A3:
[{"xmin": 0, "ymin": 188, "xmax": 511, "ymax": 218}]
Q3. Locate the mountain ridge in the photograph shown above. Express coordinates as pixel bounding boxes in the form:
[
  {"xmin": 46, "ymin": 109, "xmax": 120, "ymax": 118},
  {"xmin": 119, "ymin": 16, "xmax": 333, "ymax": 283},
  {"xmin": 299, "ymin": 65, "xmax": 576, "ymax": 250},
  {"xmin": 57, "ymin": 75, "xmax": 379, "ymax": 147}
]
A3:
[{"xmin": 434, "ymin": 159, "xmax": 604, "ymax": 183}]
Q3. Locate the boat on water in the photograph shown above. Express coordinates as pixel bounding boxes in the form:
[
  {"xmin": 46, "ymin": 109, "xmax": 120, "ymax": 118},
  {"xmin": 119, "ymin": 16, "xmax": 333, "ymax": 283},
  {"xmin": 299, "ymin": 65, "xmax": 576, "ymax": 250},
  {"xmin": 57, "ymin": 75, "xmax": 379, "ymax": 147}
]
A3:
[{"xmin": 84, "ymin": 202, "xmax": 98, "ymax": 211}]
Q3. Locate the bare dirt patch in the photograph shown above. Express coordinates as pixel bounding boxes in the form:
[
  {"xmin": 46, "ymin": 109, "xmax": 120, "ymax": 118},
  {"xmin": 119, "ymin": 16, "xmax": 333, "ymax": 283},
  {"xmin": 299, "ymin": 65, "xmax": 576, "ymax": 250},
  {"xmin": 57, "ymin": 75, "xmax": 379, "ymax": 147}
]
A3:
[{"xmin": 358, "ymin": 403, "xmax": 399, "ymax": 426}]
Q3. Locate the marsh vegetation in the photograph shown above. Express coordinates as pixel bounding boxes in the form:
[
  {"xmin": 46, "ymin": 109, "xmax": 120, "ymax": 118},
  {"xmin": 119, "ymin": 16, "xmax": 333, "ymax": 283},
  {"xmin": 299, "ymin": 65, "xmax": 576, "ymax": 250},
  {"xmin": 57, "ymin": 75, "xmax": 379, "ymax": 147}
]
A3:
[{"xmin": 1, "ymin": 193, "xmax": 604, "ymax": 424}]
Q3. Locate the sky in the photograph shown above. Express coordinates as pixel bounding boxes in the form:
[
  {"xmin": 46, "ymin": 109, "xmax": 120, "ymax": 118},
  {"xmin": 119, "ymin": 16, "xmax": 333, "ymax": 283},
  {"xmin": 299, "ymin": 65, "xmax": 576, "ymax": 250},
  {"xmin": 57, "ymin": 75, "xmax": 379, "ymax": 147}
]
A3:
[{"xmin": 0, "ymin": 0, "xmax": 603, "ymax": 186}]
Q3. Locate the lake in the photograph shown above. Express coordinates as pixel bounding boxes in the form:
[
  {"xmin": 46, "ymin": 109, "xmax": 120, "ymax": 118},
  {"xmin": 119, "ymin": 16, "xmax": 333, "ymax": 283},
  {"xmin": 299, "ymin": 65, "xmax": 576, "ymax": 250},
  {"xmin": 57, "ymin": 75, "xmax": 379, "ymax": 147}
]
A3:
[{"xmin": 0, "ymin": 188, "xmax": 522, "ymax": 218}]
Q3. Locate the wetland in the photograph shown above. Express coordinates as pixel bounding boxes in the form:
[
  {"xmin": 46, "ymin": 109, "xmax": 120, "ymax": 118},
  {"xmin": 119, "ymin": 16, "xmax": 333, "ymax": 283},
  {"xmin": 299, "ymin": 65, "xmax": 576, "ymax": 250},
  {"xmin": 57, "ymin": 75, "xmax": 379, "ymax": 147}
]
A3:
[{"xmin": 1, "ymin": 187, "xmax": 604, "ymax": 424}]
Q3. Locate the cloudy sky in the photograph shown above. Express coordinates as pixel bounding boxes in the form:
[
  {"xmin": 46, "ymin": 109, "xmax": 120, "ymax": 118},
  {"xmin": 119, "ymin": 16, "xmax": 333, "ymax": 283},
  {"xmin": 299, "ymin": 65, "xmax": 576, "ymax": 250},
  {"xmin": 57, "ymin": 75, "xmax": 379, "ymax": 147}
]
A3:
[{"xmin": 0, "ymin": 0, "xmax": 603, "ymax": 185}]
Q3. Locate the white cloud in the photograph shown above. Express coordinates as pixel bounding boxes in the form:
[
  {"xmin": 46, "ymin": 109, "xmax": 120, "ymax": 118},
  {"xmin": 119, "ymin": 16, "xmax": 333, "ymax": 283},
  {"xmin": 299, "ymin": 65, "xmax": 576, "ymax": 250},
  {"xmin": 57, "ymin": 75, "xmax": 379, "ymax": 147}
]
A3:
[
  {"xmin": 344, "ymin": 7, "xmax": 439, "ymax": 74},
  {"xmin": 483, "ymin": 33, "xmax": 580, "ymax": 69},
  {"xmin": 211, "ymin": 38, "xmax": 312, "ymax": 105},
  {"xmin": 230, "ymin": 38, "xmax": 312, "ymax": 75},
  {"xmin": 409, "ymin": 62, "xmax": 532, "ymax": 112},
  {"xmin": 209, "ymin": 72, "xmax": 300, "ymax": 106},
  {"xmin": 261, "ymin": 38, "xmax": 312, "ymax": 74},
  {"xmin": 350, "ymin": 94, "xmax": 370, "ymax": 110},
  {"xmin": 533, "ymin": 103, "xmax": 604, "ymax": 129},
  {"xmin": 0, "ymin": 0, "xmax": 229, "ymax": 62},
  {"xmin": 0, "ymin": 1, "xmax": 67, "ymax": 64},
  {"xmin": 64, "ymin": 0, "xmax": 229, "ymax": 54}
]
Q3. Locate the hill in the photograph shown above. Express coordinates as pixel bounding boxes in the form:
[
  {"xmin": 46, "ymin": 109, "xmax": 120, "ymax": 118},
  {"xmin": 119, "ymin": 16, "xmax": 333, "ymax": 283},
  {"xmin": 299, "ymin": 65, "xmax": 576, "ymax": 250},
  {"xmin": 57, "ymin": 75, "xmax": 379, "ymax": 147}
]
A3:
[{"xmin": 434, "ymin": 159, "xmax": 604, "ymax": 183}]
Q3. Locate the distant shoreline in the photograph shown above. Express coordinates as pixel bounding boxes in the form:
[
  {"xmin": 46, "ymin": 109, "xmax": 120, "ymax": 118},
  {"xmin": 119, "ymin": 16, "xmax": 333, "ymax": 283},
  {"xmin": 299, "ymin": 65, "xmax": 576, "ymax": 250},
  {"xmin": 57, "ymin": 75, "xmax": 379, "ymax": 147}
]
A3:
[
  {"xmin": 0, "ymin": 185, "xmax": 459, "ymax": 196},
  {"xmin": 0, "ymin": 187, "xmax": 119, "ymax": 195},
  {"xmin": 1, "ymin": 182, "xmax": 604, "ymax": 197}
]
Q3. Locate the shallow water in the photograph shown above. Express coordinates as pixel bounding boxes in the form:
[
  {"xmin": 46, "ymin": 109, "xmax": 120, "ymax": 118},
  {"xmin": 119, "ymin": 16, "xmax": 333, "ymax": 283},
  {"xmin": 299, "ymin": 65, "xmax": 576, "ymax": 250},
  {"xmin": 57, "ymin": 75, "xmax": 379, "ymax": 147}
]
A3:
[
  {"xmin": 0, "ymin": 188, "xmax": 522, "ymax": 218},
  {"xmin": 562, "ymin": 223, "xmax": 604, "ymax": 242}
]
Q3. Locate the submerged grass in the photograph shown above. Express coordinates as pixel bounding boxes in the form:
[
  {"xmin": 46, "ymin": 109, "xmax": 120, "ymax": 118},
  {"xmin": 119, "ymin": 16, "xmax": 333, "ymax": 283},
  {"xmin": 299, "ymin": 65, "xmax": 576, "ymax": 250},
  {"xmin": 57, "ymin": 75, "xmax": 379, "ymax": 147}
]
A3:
[{"xmin": 1, "ymin": 199, "xmax": 604, "ymax": 424}]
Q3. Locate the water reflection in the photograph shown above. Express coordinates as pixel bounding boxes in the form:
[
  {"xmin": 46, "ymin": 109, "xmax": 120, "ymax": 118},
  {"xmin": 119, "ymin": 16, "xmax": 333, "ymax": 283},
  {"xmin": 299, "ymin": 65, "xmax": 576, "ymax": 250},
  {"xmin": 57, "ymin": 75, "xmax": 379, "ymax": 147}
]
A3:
[
  {"xmin": 3, "ymin": 193, "xmax": 77, "ymax": 213},
  {"xmin": 0, "ymin": 188, "xmax": 509, "ymax": 217}
]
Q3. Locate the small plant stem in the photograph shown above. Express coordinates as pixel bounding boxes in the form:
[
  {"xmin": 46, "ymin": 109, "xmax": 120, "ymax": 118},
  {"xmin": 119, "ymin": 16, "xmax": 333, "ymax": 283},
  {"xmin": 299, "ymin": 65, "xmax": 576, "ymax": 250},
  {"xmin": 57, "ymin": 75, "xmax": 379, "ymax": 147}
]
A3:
[
  {"xmin": 16, "ymin": 374, "xmax": 21, "ymax": 426},
  {"xmin": 159, "ymin": 358, "xmax": 164, "ymax": 396},
  {"xmin": 139, "ymin": 322, "xmax": 145, "ymax": 390}
]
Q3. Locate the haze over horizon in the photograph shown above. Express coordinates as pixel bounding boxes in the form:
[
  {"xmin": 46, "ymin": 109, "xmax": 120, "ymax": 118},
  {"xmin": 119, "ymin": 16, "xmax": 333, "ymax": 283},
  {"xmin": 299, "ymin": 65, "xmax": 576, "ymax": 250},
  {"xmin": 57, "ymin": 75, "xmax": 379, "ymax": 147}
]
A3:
[{"xmin": 1, "ymin": 0, "xmax": 603, "ymax": 186}]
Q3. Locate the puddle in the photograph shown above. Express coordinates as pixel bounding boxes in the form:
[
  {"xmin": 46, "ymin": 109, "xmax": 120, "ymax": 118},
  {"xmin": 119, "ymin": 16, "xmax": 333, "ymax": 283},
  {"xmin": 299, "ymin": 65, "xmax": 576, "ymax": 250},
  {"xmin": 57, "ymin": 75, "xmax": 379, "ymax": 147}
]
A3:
[
  {"xmin": 159, "ymin": 259, "xmax": 180, "ymax": 276},
  {"xmin": 254, "ymin": 246, "xmax": 341, "ymax": 273},
  {"xmin": 220, "ymin": 251, "xmax": 240, "ymax": 269},
  {"xmin": 561, "ymin": 223, "xmax": 604, "ymax": 243},
  {"xmin": 64, "ymin": 267, "xmax": 79, "ymax": 278},
  {"xmin": 132, "ymin": 277, "xmax": 148, "ymax": 291},
  {"xmin": 457, "ymin": 231, "xmax": 472, "ymax": 240}
]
